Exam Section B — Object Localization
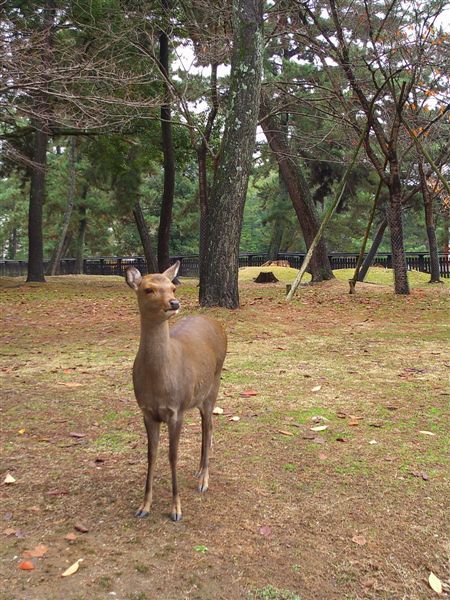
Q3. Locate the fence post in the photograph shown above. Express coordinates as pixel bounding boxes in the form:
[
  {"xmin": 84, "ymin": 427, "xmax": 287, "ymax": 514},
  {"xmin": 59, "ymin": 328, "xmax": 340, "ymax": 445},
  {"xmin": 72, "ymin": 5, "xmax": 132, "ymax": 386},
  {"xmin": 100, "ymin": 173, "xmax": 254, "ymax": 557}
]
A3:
[
  {"xmin": 418, "ymin": 254, "xmax": 425, "ymax": 272},
  {"xmin": 386, "ymin": 254, "xmax": 392, "ymax": 269}
]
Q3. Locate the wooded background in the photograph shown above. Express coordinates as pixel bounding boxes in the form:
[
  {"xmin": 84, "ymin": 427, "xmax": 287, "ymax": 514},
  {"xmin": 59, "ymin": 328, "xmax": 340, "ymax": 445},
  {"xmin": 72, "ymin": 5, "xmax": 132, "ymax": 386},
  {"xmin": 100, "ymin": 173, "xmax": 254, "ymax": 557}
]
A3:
[{"xmin": 1, "ymin": 0, "xmax": 449, "ymax": 304}]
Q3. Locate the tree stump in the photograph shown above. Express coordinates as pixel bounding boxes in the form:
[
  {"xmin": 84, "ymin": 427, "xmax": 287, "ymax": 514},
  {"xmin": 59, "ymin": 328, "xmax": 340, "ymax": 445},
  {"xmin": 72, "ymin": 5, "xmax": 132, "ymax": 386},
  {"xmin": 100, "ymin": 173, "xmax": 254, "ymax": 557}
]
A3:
[{"xmin": 254, "ymin": 271, "xmax": 279, "ymax": 283}]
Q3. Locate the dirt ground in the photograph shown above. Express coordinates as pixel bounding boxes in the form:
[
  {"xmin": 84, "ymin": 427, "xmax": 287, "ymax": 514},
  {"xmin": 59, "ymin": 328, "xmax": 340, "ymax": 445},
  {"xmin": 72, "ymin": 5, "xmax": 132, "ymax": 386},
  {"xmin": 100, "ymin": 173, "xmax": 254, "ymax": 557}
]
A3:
[{"xmin": 1, "ymin": 274, "xmax": 449, "ymax": 600}]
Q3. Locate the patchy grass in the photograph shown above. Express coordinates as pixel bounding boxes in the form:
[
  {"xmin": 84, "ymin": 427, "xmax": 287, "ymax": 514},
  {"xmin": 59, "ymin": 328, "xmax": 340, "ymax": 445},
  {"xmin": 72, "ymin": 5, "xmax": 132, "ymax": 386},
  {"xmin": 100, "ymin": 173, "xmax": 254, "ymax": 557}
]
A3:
[{"xmin": 0, "ymin": 273, "xmax": 449, "ymax": 600}]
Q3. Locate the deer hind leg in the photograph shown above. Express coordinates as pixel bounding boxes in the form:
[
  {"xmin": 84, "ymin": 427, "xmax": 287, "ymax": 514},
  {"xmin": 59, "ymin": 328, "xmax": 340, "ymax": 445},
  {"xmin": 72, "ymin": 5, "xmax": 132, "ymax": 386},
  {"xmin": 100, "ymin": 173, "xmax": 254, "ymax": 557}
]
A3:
[
  {"xmin": 136, "ymin": 413, "xmax": 160, "ymax": 518},
  {"xmin": 197, "ymin": 382, "xmax": 220, "ymax": 492},
  {"xmin": 197, "ymin": 407, "xmax": 213, "ymax": 493},
  {"xmin": 168, "ymin": 416, "xmax": 183, "ymax": 522}
]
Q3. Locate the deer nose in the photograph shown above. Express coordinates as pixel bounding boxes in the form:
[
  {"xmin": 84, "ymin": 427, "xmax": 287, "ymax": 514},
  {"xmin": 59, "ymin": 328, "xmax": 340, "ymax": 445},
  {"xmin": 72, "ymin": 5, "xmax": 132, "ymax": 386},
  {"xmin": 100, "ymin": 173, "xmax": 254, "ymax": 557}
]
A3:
[{"xmin": 169, "ymin": 299, "xmax": 180, "ymax": 311}]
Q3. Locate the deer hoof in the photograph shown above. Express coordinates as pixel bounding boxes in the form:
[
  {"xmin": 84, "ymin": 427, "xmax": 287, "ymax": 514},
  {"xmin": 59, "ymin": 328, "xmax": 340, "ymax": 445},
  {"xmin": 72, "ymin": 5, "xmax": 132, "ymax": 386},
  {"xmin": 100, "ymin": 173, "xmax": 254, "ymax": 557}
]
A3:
[
  {"xmin": 198, "ymin": 482, "xmax": 209, "ymax": 493},
  {"xmin": 135, "ymin": 509, "xmax": 150, "ymax": 518},
  {"xmin": 170, "ymin": 511, "xmax": 183, "ymax": 522}
]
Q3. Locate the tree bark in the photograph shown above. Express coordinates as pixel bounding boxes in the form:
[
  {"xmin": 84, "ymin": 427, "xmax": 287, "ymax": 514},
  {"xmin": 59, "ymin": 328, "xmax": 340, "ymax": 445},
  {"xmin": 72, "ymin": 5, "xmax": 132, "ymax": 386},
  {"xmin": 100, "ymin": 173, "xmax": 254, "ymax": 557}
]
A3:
[
  {"xmin": 418, "ymin": 160, "xmax": 441, "ymax": 283},
  {"xmin": 133, "ymin": 201, "xmax": 158, "ymax": 273},
  {"xmin": 198, "ymin": 63, "xmax": 218, "ymax": 281},
  {"xmin": 357, "ymin": 217, "xmax": 388, "ymax": 282},
  {"xmin": 74, "ymin": 205, "xmax": 87, "ymax": 274},
  {"xmin": 49, "ymin": 137, "xmax": 77, "ymax": 275},
  {"xmin": 387, "ymin": 159, "xmax": 409, "ymax": 294},
  {"xmin": 26, "ymin": 124, "xmax": 48, "ymax": 282},
  {"xmin": 259, "ymin": 92, "xmax": 334, "ymax": 281},
  {"xmin": 199, "ymin": 0, "xmax": 264, "ymax": 308},
  {"xmin": 157, "ymin": 0, "xmax": 175, "ymax": 273}
]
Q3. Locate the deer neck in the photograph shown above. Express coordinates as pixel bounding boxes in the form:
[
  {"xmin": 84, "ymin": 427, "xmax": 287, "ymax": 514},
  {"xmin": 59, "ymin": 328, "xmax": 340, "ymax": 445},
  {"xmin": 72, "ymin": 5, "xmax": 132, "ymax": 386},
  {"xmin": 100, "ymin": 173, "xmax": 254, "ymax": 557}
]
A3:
[{"xmin": 138, "ymin": 318, "xmax": 172, "ymax": 367}]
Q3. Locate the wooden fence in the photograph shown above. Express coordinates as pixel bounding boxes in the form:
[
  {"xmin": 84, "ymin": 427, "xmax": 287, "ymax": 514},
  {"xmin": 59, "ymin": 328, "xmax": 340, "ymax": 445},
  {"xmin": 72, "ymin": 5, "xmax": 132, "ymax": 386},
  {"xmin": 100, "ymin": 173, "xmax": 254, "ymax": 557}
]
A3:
[{"xmin": 1, "ymin": 252, "xmax": 449, "ymax": 278}]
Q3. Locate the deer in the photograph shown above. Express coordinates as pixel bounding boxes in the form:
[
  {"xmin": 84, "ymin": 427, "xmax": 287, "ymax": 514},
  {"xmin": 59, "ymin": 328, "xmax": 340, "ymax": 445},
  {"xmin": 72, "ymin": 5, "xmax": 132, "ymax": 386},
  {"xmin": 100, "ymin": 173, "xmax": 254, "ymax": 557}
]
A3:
[{"xmin": 125, "ymin": 261, "xmax": 227, "ymax": 521}]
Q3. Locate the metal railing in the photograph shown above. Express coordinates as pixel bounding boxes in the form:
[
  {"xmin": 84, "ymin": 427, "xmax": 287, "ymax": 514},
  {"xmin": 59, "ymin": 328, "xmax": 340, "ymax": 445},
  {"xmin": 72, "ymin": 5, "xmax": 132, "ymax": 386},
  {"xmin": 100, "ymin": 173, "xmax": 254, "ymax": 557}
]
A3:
[{"xmin": 1, "ymin": 252, "xmax": 449, "ymax": 278}]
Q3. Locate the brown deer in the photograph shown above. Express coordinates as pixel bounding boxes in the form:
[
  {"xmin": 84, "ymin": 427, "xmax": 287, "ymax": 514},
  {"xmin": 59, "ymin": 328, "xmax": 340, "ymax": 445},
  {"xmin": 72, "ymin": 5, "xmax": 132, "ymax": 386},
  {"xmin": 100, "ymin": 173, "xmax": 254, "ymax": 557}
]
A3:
[{"xmin": 125, "ymin": 261, "xmax": 227, "ymax": 521}]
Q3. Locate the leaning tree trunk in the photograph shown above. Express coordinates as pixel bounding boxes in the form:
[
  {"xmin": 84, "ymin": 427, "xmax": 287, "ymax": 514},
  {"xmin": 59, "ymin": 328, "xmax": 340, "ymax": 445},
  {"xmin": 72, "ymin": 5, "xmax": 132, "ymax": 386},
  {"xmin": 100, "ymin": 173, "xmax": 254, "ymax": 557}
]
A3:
[
  {"xmin": 357, "ymin": 216, "xmax": 388, "ymax": 282},
  {"xmin": 199, "ymin": 0, "xmax": 264, "ymax": 308},
  {"xmin": 387, "ymin": 160, "xmax": 409, "ymax": 294},
  {"xmin": 157, "ymin": 0, "xmax": 175, "ymax": 273},
  {"xmin": 27, "ymin": 124, "xmax": 48, "ymax": 282},
  {"xmin": 259, "ymin": 92, "xmax": 334, "ymax": 281},
  {"xmin": 418, "ymin": 161, "xmax": 441, "ymax": 283},
  {"xmin": 133, "ymin": 201, "xmax": 158, "ymax": 273},
  {"xmin": 49, "ymin": 137, "xmax": 77, "ymax": 275}
]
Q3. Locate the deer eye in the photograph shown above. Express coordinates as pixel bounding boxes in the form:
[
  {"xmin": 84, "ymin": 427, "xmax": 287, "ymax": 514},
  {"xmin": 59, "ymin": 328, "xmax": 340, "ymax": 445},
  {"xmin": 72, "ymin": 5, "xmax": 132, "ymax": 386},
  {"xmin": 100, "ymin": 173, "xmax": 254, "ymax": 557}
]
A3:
[{"xmin": 145, "ymin": 288, "xmax": 154, "ymax": 295}]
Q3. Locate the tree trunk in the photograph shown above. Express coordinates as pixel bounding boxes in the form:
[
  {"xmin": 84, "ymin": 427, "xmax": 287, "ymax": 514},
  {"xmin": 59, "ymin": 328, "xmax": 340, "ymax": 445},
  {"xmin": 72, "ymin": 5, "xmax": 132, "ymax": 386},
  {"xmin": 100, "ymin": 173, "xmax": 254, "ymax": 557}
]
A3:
[
  {"xmin": 198, "ymin": 63, "xmax": 218, "ymax": 281},
  {"xmin": 259, "ymin": 92, "xmax": 334, "ymax": 281},
  {"xmin": 199, "ymin": 0, "xmax": 264, "ymax": 308},
  {"xmin": 418, "ymin": 161, "xmax": 441, "ymax": 283},
  {"xmin": 157, "ymin": 0, "xmax": 175, "ymax": 273},
  {"xmin": 357, "ymin": 217, "xmax": 388, "ymax": 281},
  {"xmin": 49, "ymin": 137, "xmax": 77, "ymax": 275},
  {"xmin": 133, "ymin": 201, "xmax": 158, "ymax": 273},
  {"xmin": 27, "ymin": 124, "xmax": 48, "ymax": 282},
  {"xmin": 387, "ymin": 160, "xmax": 409, "ymax": 294},
  {"xmin": 74, "ymin": 205, "xmax": 87, "ymax": 274}
]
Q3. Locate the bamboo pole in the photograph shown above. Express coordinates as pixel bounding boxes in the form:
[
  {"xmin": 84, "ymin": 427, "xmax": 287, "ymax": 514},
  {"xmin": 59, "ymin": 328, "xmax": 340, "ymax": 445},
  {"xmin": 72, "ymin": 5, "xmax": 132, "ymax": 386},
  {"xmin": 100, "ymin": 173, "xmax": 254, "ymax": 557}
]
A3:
[{"xmin": 286, "ymin": 126, "xmax": 367, "ymax": 301}]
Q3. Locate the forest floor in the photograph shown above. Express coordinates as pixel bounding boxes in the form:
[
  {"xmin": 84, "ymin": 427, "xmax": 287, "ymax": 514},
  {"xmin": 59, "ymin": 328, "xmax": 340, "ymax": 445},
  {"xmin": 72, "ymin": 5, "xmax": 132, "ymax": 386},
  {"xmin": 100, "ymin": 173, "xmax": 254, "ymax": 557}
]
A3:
[{"xmin": 1, "ymin": 269, "xmax": 449, "ymax": 600}]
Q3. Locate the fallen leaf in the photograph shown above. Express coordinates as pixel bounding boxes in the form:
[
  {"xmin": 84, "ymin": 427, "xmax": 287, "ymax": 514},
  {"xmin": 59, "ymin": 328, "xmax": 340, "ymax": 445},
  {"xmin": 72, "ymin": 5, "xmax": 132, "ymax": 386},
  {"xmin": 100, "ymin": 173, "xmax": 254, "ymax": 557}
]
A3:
[
  {"xmin": 58, "ymin": 382, "xmax": 83, "ymax": 388},
  {"xmin": 410, "ymin": 471, "xmax": 429, "ymax": 481},
  {"xmin": 259, "ymin": 525, "xmax": 272, "ymax": 537},
  {"xmin": 336, "ymin": 412, "xmax": 347, "ymax": 419},
  {"xmin": 368, "ymin": 440, "xmax": 378, "ymax": 445},
  {"xmin": 64, "ymin": 533, "xmax": 77, "ymax": 542},
  {"xmin": 428, "ymin": 572, "xmax": 443, "ymax": 594},
  {"xmin": 69, "ymin": 432, "xmax": 86, "ymax": 439},
  {"xmin": 240, "ymin": 390, "xmax": 258, "ymax": 398},
  {"xmin": 3, "ymin": 527, "xmax": 16, "ymax": 536},
  {"xmin": 18, "ymin": 428, "xmax": 26, "ymax": 435},
  {"xmin": 419, "ymin": 430, "xmax": 436, "ymax": 436},
  {"xmin": 277, "ymin": 430, "xmax": 294, "ymax": 436},
  {"xmin": 23, "ymin": 544, "xmax": 48, "ymax": 558},
  {"xmin": 4, "ymin": 473, "xmax": 16, "ymax": 484},
  {"xmin": 61, "ymin": 558, "xmax": 83, "ymax": 577},
  {"xmin": 19, "ymin": 561, "xmax": 35, "ymax": 571},
  {"xmin": 310, "ymin": 425, "xmax": 328, "ymax": 432},
  {"xmin": 74, "ymin": 523, "xmax": 89, "ymax": 533},
  {"xmin": 352, "ymin": 534, "xmax": 367, "ymax": 546},
  {"xmin": 212, "ymin": 407, "xmax": 224, "ymax": 415},
  {"xmin": 336, "ymin": 437, "xmax": 347, "ymax": 443},
  {"xmin": 311, "ymin": 385, "xmax": 322, "ymax": 392},
  {"xmin": 348, "ymin": 420, "xmax": 360, "ymax": 426},
  {"xmin": 228, "ymin": 416, "xmax": 240, "ymax": 422},
  {"xmin": 311, "ymin": 415, "xmax": 330, "ymax": 423},
  {"xmin": 46, "ymin": 489, "xmax": 69, "ymax": 496}
]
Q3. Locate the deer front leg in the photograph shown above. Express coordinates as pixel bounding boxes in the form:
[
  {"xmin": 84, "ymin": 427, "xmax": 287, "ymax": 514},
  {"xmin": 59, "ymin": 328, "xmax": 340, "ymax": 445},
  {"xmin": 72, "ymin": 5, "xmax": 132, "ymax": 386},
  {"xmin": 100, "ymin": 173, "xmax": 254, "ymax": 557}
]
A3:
[
  {"xmin": 136, "ymin": 413, "xmax": 160, "ymax": 518},
  {"xmin": 168, "ymin": 416, "xmax": 183, "ymax": 522},
  {"xmin": 197, "ymin": 406, "xmax": 213, "ymax": 493}
]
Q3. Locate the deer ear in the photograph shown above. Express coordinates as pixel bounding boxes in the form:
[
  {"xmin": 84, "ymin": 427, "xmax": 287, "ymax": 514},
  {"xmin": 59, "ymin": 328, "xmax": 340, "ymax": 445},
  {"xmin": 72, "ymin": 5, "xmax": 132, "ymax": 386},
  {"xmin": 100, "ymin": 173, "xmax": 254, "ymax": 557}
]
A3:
[
  {"xmin": 126, "ymin": 267, "xmax": 142, "ymax": 291},
  {"xmin": 162, "ymin": 260, "xmax": 180, "ymax": 281}
]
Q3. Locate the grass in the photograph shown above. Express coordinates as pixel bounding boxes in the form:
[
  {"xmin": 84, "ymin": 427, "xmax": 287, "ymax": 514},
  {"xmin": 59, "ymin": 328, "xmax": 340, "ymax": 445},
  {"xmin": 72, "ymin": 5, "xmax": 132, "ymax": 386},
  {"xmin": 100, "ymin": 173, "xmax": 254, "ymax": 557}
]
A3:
[{"xmin": 1, "ymin": 271, "xmax": 448, "ymax": 600}]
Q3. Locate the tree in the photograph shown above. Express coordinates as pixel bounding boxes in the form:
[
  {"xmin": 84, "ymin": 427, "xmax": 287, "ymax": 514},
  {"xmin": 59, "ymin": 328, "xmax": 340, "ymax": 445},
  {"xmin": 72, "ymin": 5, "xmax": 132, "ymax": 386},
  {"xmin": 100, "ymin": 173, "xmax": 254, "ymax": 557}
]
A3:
[
  {"xmin": 199, "ymin": 0, "xmax": 264, "ymax": 308},
  {"xmin": 299, "ymin": 0, "xmax": 449, "ymax": 294}
]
